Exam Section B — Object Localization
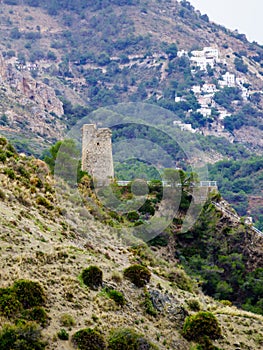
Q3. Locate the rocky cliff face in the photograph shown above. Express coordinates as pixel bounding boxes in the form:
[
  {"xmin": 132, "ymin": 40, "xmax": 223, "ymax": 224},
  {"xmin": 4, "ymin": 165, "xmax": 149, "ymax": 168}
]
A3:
[
  {"xmin": 5, "ymin": 63, "xmax": 63, "ymax": 117},
  {"xmin": 0, "ymin": 54, "xmax": 64, "ymax": 143},
  {"xmin": 234, "ymin": 126, "xmax": 263, "ymax": 151}
]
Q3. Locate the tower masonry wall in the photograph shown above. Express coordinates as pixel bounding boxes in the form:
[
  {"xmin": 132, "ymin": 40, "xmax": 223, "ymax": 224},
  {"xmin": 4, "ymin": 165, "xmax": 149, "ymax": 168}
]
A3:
[{"xmin": 82, "ymin": 124, "xmax": 114, "ymax": 186}]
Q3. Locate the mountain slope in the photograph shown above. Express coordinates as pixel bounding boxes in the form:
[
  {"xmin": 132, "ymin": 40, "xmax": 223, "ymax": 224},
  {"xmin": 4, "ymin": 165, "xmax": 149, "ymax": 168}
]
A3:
[
  {"xmin": 0, "ymin": 136, "xmax": 263, "ymax": 349},
  {"xmin": 0, "ymin": 0, "xmax": 263, "ymax": 155}
]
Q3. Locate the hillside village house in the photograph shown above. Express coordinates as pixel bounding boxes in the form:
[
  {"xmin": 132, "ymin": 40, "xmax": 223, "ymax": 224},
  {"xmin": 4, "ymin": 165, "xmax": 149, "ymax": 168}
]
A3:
[
  {"xmin": 219, "ymin": 72, "xmax": 236, "ymax": 87},
  {"xmin": 197, "ymin": 107, "xmax": 212, "ymax": 117},
  {"xmin": 217, "ymin": 108, "xmax": 231, "ymax": 120},
  {"xmin": 201, "ymin": 83, "xmax": 217, "ymax": 94},
  {"xmin": 197, "ymin": 95, "xmax": 213, "ymax": 108},
  {"xmin": 173, "ymin": 120, "xmax": 196, "ymax": 133},
  {"xmin": 177, "ymin": 50, "xmax": 188, "ymax": 57},
  {"xmin": 191, "ymin": 85, "xmax": 201, "ymax": 94},
  {"xmin": 190, "ymin": 46, "xmax": 219, "ymax": 70}
]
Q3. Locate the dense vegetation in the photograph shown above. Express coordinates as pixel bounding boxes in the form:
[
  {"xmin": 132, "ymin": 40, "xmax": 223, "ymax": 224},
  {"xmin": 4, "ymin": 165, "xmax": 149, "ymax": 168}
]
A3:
[
  {"xmin": 182, "ymin": 311, "xmax": 222, "ymax": 349},
  {"xmin": 0, "ymin": 280, "xmax": 48, "ymax": 349},
  {"xmin": 208, "ymin": 156, "xmax": 263, "ymax": 229},
  {"xmin": 108, "ymin": 328, "xmax": 159, "ymax": 349},
  {"xmin": 223, "ymin": 104, "xmax": 263, "ymax": 132},
  {"xmin": 175, "ymin": 199, "xmax": 263, "ymax": 315}
]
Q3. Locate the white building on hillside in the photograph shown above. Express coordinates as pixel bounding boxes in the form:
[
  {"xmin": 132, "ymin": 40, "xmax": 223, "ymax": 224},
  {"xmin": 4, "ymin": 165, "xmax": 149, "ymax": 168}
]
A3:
[
  {"xmin": 198, "ymin": 107, "xmax": 212, "ymax": 117},
  {"xmin": 190, "ymin": 46, "xmax": 220, "ymax": 71},
  {"xmin": 198, "ymin": 95, "xmax": 213, "ymax": 107},
  {"xmin": 177, "ymin": 50, "xmax": 188, "ymax": 58},
  {"xmin": 192, "ymin": 85, "xmax": 201, "ymax": 94},
  {"xmin": 202, "ymin": 83, "xmax": 217, "ymax": 94},
  {"xmin": 203, "ymin": 47, "xmax": 219, "ymax": 60},
  {"xmin": 173, "ymin": 120, "xmax": 196, "ymax": 133},
  {"xmin": 190, "ymin": 56, "xmax": 207, "ymax": 70},
  {"xmin": 219, "ymin": 72, "xmax": 236, "ymax": 87},
  {"xmin": 240, "ymin": 87, "xmax": 249, "ymax": 100},
  {"xmin": 175, "ymin": 96, "xmax": 183, "ymax": 102},
  {"xmin": 218, "ymin": 108, "xmax": 231, "ymax": 120}
]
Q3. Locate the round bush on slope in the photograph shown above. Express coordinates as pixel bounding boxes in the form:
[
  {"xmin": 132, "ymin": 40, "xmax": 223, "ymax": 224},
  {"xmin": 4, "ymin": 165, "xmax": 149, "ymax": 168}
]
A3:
[
  {"xmin": 81, "ymin": 266, "xmax": 103, "ymax": 290},
  {"xmin": 72, "ymin": 328, "xmax": 106, "ymax": 350},
  {"xmin": 13, "ymin": 280, "xmax": 46, "ymax": 309},
  {"xmin": 0, "ymin": 321, "xmax": 46, "ymax": 350},
  {"xmin": 106, "ymin": 288, "xmax": 126, "ymax": 306},
  {"xmin": 182, "ymin": 311, "xmax": 222, "ymax": 342},
  {"xmin": 123, "ymin": 264, "xmax": 151, "ymax": 287},
  {"xmin": 0, "ymin": 287, "xmax": 22, "ymax": 318},
  {"xmin": 21, "ymin": 306, "xmax": 50, "ymax": 327},
  {"xmin": 108, "ymin": 328, "xmax": 159, "ymax": 350}
]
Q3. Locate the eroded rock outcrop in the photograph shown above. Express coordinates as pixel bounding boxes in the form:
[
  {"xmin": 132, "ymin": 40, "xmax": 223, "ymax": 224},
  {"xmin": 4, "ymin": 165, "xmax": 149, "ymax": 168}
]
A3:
[
  {"xmin": 0, "ymin": 55, "xmax": 64, "ymax": 140},
  {"xmin": 5, "ymin": 62, "xmax": 63, "ymax": 117}
]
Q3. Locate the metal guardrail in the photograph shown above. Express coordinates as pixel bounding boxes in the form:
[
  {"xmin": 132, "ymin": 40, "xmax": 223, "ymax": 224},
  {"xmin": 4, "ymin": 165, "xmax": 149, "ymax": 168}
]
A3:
[
  {"xmin": 212, "ymin": 201, "xmax": 240, "ymax": 220},
  {"xmin": 199, "ymin": 181, "xmax": 217, "ymax": 187},
  {"xmin": 252, "ymin": 226, "xmax": 263, "ymax": 237},
  {"xmin": 117, "ymin": 180, "xmax": 179, "ymax": 186},
  {"xmin": 117, "ymin": 180, "xmax": 217, "ymax": 187},
  {"xmin": 116, "ymin": 181, "xmax": 132, "ymax": 186},
  {"xmin": 212, "ymin": 201, "xmax": 263, "ymax": 237}
]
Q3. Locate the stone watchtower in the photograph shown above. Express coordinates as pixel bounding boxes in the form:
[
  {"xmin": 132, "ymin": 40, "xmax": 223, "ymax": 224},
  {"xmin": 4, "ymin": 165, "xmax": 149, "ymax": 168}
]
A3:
[{"xmin": 81, "ymin": 124, "xmax": 114, "ymax": 186}]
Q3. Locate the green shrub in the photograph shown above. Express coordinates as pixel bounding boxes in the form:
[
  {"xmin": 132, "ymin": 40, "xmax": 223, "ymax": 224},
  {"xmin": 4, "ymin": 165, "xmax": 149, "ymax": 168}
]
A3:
[
  {"xmin": 0, "ymin": 151, "xmax": 6, "ymax": 163},
  {"xmin": 72, "ymin": 328, "xmax": 106, "ymax": 350},
  {"xmin": 0, "ymin": 282, "xmax": 47, "ymax": 322},
  {"xmin": 0, "ymin": 321, "xmax": 46, "ymax": 349},
  {"xmin": 21, "ymin": 306, "xmax": 49, "ymax": 327},
  {"xmin": 4, "ymin": 168, "xmax": 15, "ymax": 180},
  {"xmin": 36, "ymin": 196, "xmax": 53, "ymax": 210},
  {"xmin": 126, "ymin": 211, "xmax": 140, "ymax": 222},
  {"xmin": 108, "ymin": 328, "xmax": 158, "ymax": 349},
  {"xmin": 219, "ymin": 300, "xmax": 232, "ymax": 307},
  {"xmin": 0, "ymin": 287, "xmax": 22, "ymax": 318},
  {"xmin": 105, "ymin": 288, "xmax": 125, "ymax": 306},
  {"xmin": 58, "ymin": 328, "xmax": 69, "ymax": 340},
  {"xmin": 81, "ymin": 266, "xmax": 103, "ymax": 290},
  {"xmin": 13, "ymin": 280, "xmax": 46, "ymax": 309},
  {"xmin": 17, "ymin": 165, "xmax": 30, "ymax": 179},
  {"xmin": 0, "ymin": 137, "xmax": 7, "ymax": 146},
  {"xmin": 123, "ymin": 265, "xmax": 151, "ymax": 288},
  {"xmin": 168, "ymin": 268, "xmax": 193, "ymax": 292},
  {"xmin": 143, "ymin": 291, "xmax": 157, "ymax": 317},
  {"xmin": 182, "ymin": 311, "xmax": 222, "ymax": 342},
  {"xmin": 5, "ymin": 150, "xmax": 15, "ymax": 158},
  {"xmin": 197, "ymin": 335, "xmax": 221, "ymax": 350},
  {"xmin": 148, "ymin": 234, "xmax": 169, "ymax": 247},
  {"xmin": 6, "ymin": 143, "xmax": 16, "ymax": 154},
  {"xmin": 60, "ymin": 313, "xmax": 76, "ymax": 327},
  {"xmin": 187, "ymin": 299, "xmax": 201, "ymax": 311}
]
